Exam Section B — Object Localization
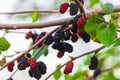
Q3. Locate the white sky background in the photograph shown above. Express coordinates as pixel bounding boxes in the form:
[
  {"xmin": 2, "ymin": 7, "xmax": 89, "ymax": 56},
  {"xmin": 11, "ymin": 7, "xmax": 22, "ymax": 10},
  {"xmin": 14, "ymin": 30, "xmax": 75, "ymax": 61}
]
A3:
[{"xmin": 0, "ymin": 0, "xmax": 120, "ymax": 80}]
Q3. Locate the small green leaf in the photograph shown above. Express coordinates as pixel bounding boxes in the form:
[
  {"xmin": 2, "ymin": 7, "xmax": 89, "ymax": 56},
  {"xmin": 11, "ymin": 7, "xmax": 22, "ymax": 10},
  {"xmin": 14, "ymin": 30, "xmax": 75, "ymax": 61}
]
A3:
[
  {"xmin": 34, "ymin": 45, "xmax": 48, "ymax": 60},
  {"xmin": 32, "ymin": 12, "xmax": 39, "ymax": 22},
  {"xmin": 101, "ymin": 3, "xmax": 114, "ymax": 14},
  {"xmin": 84, "ymin": 15, "xmax": 104, "ymax": 35},
  {"xmin": 54, "ymin": 64, "xmax": 62, "ymax": 80},
  {"xmin": 0, "ymin": 38, "xmax": 10, "ymax": 51},
  {"xmin": 89, "ymin": 0, "xmax": 99, "ymax": 7},
  {"xmin": 97, "ymin": 22, "xmax": 117, "ymax": 46},
  {"xmin": 43, "ymin": 47, "xmax": 48, "ymax": 56}
]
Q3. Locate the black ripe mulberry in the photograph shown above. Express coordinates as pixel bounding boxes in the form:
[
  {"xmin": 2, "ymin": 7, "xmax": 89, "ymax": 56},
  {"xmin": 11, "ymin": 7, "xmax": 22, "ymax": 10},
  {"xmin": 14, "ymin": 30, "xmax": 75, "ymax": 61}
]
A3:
[
  {"xmin": 89, "ymin": 56, "xmax": 98, "ymax": 70},
  {"xmin": 37, "ymin": 61, "xmax": 47, "ymax": 74},
  {"xmin": 40, "ymin": 31, "xmax": 46, "ymax": 36},
  {"xmin": 44, "ymin": 34, "xmax": 53, "ymax": 45},
  {"xmin": 93, "ymin": 68, "xmax": 101, "ymax": 78},
  {"xmin": 31, "ymin": 33, "xmax": 38, "ymax": 44},
  {"xmin": 71, "ymin": 33, "xmax": 78, "ymax": 43},
  {"xmin": 81, "ymin": 32, "xmax": 90, "ymax": 43},
  {"xmin": 71, "ymin": 14, "xmax": 81, "ymax": 33},
  {"xmin": 70, "ymin": 3, "xmax": 78, "ymax": 16},
  {"xmin": 53, "ymin": 28, "xmax": 65, "ymax": 42},
  {"xmin": 52, "ymin": 42, "xmax": 73, "ymax": 53},
  {"xmin": 29, "ymin": 68, "xmax": 41, "ymax": 80},
  {"xmin": 17, "ymin": 57, "xmax": 29, "ymax": 70},
  {"xmin": 64, "ymin": 31, "xmax": 71, "ymax": 40}
]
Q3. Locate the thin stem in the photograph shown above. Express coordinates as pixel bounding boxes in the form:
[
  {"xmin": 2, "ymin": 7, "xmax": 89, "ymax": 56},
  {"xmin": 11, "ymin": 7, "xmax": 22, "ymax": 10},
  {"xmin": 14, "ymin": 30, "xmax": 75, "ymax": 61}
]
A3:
[
  {"xmin": 0, "ymin": 10, "xmax": 59, "ymax": 15},
  {"xmin": 7, "ymin": 69, "xmax": 18, "ymax": 80}
]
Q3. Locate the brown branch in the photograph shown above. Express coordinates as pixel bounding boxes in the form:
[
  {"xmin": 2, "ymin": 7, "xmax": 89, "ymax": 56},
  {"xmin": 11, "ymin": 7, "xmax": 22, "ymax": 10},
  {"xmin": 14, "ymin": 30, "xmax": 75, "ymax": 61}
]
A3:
[
  {"xmin": 0, "ymin": 10, "xmax": 59, "ymax": 15},
  {"xmin": 0, "ymin": 5, "xmax": 120, "ymax": 29},
  {"xmin": 45, "ymin": 46, "xmax": 105, "ymax": 80}
]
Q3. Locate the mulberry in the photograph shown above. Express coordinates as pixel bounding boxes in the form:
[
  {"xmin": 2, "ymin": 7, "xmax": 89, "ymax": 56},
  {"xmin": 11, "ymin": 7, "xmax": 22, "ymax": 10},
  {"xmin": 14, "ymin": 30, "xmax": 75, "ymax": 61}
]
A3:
[
  {"xmin": 44, "ymin": 34, "xmax": 53, "ymax": 45},
  {"xmin": 59, "ymin": 2, "xmax": 69, "ymax": 14},
  {"xmin": 64, "ymin": 61, "xmax": 74, "ymax": 74},
  {"xmin": 53, "ymin": 28, "xmax": 65, "ymax": 42},
  {"xmin": 70, "ymin": 3, "xmax": 78, "ymax": 16},
  {"xmin": 89, "ymin": 56, "xmax": 98, "ymax": 70}
]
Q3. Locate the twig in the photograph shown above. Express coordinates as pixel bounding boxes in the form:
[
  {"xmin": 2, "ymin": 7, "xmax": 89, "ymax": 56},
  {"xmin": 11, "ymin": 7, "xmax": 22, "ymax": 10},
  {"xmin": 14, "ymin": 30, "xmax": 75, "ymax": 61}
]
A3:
[
  {"xmin": 7, "ymin": 69, "xmax": 18, "ymax": 80},
  {"xmin": 0, "ymin": 10, "xmax": 59, "ymax": 15},
  {"xmin": 0, "ymin": 6, "xmax": 120, "ymax": 29},
  {"xmin": 45, "ymin": 46, "xmax": 105, "ymax": 80}
]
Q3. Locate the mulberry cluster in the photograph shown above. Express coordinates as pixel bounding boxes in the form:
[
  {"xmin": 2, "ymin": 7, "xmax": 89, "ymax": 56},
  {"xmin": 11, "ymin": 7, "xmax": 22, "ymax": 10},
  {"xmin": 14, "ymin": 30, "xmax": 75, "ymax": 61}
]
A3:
[
  {"xmin": 29, "ymin": 61, "xmax": 47, "ymax": 80},
  {"xmin": 89, "ymin": 56, "xmax": 99, "ymax": 70},
  {"xmin": 17, "ymin": 55, "xmax": 47, "ymax": 80}
]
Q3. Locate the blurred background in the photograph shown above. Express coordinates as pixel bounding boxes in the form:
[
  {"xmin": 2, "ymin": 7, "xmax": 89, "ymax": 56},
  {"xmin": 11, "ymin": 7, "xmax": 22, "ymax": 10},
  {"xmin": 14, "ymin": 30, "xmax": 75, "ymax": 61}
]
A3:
[{"xmin": 0, "ymin": 0, "xmax": 120, "ymax": 80}]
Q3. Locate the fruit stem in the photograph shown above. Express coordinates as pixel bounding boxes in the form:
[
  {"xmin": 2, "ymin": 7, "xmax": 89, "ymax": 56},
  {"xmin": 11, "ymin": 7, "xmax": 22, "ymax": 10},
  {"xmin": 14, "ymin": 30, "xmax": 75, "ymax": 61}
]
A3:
[{"xmin": 7, "ymin": 69, "xmax": 18, "ymax": 80}]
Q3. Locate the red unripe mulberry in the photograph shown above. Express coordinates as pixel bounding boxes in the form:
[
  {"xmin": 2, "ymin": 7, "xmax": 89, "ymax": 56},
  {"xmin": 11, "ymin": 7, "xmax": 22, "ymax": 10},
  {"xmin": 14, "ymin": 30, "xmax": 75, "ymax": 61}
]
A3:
[
  {"xmin": 25, "ymin": 31, "xmax": 33, "ymax": 39},
  {"xmin": 28, "ymin": 58, "xmax": 37, "ymax": 68},
  {"xmin": 59, "ymin": 2, "xmax": 69, "ymax": 14},
  {"xmin": 64, "ymin": 61, "xmax": 74, "ymax": 74},
  {"xmin": 7, "ymin": 62, "xmax": 15, "ymax": 72},
  {"xmin": 77, "ymin": 16, "xmax": 85, "ymax": 27}
]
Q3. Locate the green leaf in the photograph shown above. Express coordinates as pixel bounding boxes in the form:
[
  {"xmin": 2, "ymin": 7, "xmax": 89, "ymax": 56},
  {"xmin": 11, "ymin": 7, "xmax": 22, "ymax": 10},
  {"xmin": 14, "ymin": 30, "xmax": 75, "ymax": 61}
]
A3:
[
  {"xmin": 71, "ymin": 71, "xmax": 82, "ymax": 80},
  {"xmin": 34, "ymin": 45, "xmax": 48, "ymax": 60},
  {"xmin": 96, "ymin": 22, "xmax": 117, "ymax": 46},
  {"xmin": 43, "ymin": 46, "xmax": 48, "ymax": 56},
  {"xmin": 64, "ymin": 74, "xmax": 72, "ymax": 80},
  {"xmin": 0, "ymin": 38, "xmax": 10, "ymax": 51},
  {"xmin": 102, "ymin": 71, "xmax": 120, "ymax": 80},
  {"xmin": 32, "ymin": 12, "xmax": 39, "ymax": 22},
  {"xmin": 112, "ymin": 39, "xmax": 120, "ymax": 47},
  {"xmin": 84, "ymin": 15, "xmax": 104, "ymax": 35},
  {"xmin": 84, "ymin": 55, "xmax": 92, "ymax": 65},
  {"xmin": 89, "ymin": 0, "xmax": 99, "ymax": 7},
  {"xmin": 101, "ymin": 3, "xmax": 114, "ymax": 14},
  {"xmin": 54, "ymin": 64, "xmax": 62, "ymax": 80}
]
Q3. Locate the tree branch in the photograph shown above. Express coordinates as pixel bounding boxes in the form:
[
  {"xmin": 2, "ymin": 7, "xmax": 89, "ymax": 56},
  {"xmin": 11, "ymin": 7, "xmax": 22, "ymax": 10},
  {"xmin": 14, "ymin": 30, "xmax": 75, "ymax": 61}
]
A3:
[
  {"xmin": 0, "ymin": 5, "xmax": 120, "ymax": 29},
  {"xmin": 0, "ymin": 10, "xmax": 59, "ymax": 15}
]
